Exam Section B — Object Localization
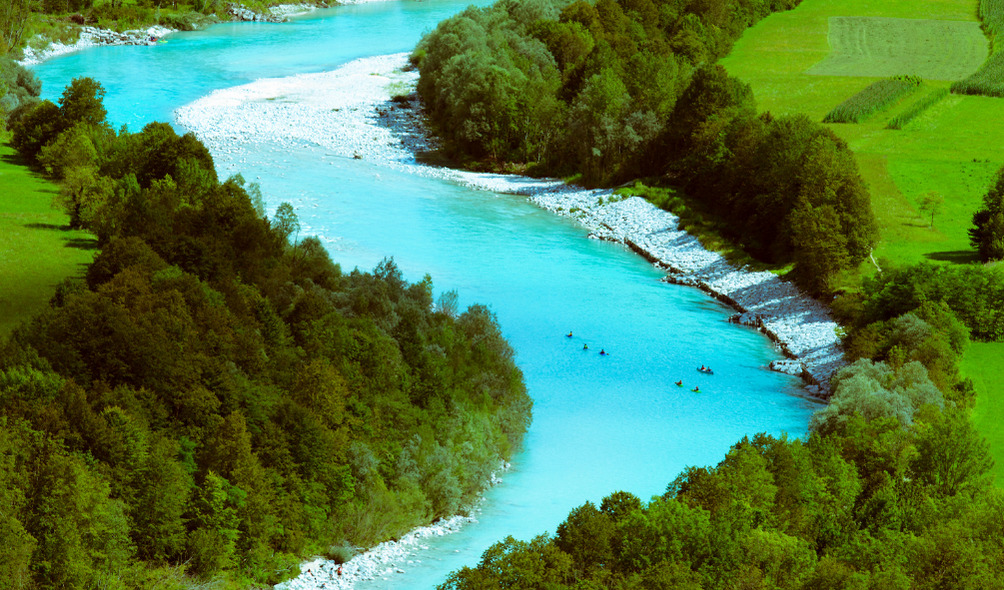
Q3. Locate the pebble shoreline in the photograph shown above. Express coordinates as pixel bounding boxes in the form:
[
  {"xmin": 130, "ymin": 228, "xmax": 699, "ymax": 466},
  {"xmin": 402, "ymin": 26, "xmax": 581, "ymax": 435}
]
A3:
[
  {"xmin": 174, "ymin": 52, "xmax": 846, "ymax": 589},
  {"xmin": 17, "ymin": 2, "xmax": 324, "ymax": 66},
  {"xmin": 274, "ymin": 467, "xmax": 507, "ymax": 590}
]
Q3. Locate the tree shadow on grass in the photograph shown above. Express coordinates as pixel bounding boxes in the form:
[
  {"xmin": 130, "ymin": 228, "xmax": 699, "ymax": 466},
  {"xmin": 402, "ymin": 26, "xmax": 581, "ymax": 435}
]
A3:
[
  {"xmin": 924, "ymin": 250, "xmax": 979, "ymax": 264},
  {"xmin": 65, "ymin": 237, "xmax": 98, "ymax": 251},
  {"xmin": 22, "ymin": 222, "xmax": 98, "ymax": 251},
  {"xmin": 24, "ymin": 222, "xmax": 70, "ymax": 231}
]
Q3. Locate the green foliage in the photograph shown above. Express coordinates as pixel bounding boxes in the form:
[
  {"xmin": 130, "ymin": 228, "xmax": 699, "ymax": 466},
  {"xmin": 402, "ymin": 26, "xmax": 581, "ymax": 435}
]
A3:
[
  {"xmin": 852, "ymin": 261, "xmax": 1004, "ymax": 342},
  {"xmin": 0, "ymin": 0, "xmax": 31, "ymax": 55},
  {"xmin": 822, "ymin": 76, "xmax": 921, "ymax": 124},
  {"xmin": 886, "ymin": 87, "xmax": 949, "ymax": 129},
  {"xmin": 666, "ymin": 104, "xmax": 878, "ymax": 294},
  {"xmin": 414, "ymin": 0, "xmax": 798, "ymax": 184},
  {"xmin": 810, "ymin": 359, "xmax": 943, "ymax": 431},
  {"xmin": 0, "ymin": 57, "xmax": 40, "ymax": 122},
  {"xmin": 440, "ymin": 426, "xmax": 1002, "ymax": 590},
  {"xmin": 970, "ymin": 163, "xmax": 1004, "ymax": 261},
  {"xmin": 1, "ymin": 78, "xmax": 532, "ymax": 588},
  {"xmin": 981, "ymin": 0, "xmax": 1004, "ymax": 39},
  {"xmin": 951, "ymin": 51, "xmax": 1004, "ymax": 96}
]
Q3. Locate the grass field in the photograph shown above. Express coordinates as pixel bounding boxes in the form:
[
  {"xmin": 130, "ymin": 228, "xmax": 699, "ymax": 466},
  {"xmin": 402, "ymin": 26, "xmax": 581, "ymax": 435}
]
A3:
[
  {"xmin": 0, "ymin": 141, "xmax": 96, "ymax": 337},
  {"xmin": 720, "ymin": 0, "xmax": 1004, "ymax": 485},
  {"xmin": 963, "ymin": 342, "xmax": 1004, "ymax": 484},
  {"xmin": 807, "ymin": 17, "xmax": 987, "ymax": 80}
]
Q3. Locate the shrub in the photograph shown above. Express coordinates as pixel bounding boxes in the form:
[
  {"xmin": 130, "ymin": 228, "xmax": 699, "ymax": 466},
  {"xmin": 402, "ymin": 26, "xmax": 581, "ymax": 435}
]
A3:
[{"xmin": 823, "ymin": 76, "xmax": 922, "ymax": 124}]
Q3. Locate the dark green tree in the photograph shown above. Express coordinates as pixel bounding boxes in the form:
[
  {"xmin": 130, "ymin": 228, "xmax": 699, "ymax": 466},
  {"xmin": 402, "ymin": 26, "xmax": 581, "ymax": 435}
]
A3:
[{"xmin": 970, "ymin": 165, "xmax": 1004, "ymax": 261}]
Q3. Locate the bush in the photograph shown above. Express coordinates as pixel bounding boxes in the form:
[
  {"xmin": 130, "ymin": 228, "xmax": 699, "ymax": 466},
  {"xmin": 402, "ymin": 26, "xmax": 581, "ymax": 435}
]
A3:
[
  {"xmin": 158, "ymin": 11, "xmax": 216, "ymax": 31},
  {"xmin": 823, "ymin": 76, "xmax": 922, "ymax": 124},
  {"xmin": 325, "ymin": 543, "xmax": 357, "ymax": 564}
]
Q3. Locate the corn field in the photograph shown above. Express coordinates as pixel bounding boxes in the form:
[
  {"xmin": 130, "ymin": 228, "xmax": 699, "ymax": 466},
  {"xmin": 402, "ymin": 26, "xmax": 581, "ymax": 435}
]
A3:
[
  {"xmin": 886, "ymin": 87, "xmax": 950, "ymax": 129},
  {"xmin": 823, "ymin": 76, "xmax": 922, "ymax": 124},
  {"xmin": 952, "ymin": 47, "xmax": 1004, "ymax": 96},
  {"xmin": 981, "ymin": 0, "xmax": 1004, "ymax": 38},
  {"xmin": 952, "ymin": 0, "xmax": 1004, "ymax": 96}
]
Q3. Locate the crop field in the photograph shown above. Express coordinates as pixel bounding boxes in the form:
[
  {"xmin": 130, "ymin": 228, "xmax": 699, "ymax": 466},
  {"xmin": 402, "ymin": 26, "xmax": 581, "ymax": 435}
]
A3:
[
  {"xmin": 0, "ymin": 142, "xmax": 96, "ymax": 337},
  {"xmin": 823, "ymin": 76, "xmax": 920, "ymax": 123},
  {"xmin": 886, "ymin": 87, "xmax": 949, "ymax": 128},
  {"xmin": 807, "ymin": 17, "xmax": 987, "ymax": 80},
  {"xmin": 953, "ymin": 50, "xmax": 1004, "ymax": 96},
  {"xmin": 721, "ymin": 0, "xmax": 1004, "ymax": 486}
]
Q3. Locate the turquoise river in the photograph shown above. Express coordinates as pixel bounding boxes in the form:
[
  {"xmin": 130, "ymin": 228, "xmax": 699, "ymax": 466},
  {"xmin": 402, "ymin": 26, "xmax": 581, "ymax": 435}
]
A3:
[{"xmin": 32, "ymin": 2, "xmax": 819, "ymax": 588}]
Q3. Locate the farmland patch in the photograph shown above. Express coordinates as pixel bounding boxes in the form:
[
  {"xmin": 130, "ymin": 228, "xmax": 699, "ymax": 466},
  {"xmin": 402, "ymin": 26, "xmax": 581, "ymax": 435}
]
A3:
[
  {"xmin": 823, "ymin": 76, "xmax": 920, "ymax": 123},
  {"xmin": 807, "ymin": 17, "xmax": 987, "ymax": 80}
]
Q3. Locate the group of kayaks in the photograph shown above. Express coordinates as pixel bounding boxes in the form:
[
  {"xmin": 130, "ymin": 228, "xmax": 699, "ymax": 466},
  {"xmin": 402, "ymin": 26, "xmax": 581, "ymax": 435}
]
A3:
[
  {"xmin": 676, "ymin": 366, "xmax": 714, "ymax": 392},
  {"xmin": 566, "ymin": 331, "xmax": 712, "ymax": 391},
  {"xmin": 566, "ymin": 331, "xmax": 610, "ymax": 355}
]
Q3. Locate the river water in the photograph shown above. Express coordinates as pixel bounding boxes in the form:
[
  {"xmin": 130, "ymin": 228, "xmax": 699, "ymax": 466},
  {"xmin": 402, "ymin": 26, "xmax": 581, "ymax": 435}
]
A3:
[{"xmin": 32, "ymin": 2, "xmax": 819, "ymax": 588}]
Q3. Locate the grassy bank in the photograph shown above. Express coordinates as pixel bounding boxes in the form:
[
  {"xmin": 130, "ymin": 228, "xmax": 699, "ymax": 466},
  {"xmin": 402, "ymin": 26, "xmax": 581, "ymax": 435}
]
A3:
[{"xmin": 0, "ymin": 140, "xmax": 96, "ymax": 336}]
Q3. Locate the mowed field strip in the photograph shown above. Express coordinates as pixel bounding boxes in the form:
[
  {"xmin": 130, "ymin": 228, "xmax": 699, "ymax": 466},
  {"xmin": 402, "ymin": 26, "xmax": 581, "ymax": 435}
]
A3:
[{"xmin": 808, "ymin": 17, "xmax": 987, "ymax": 80}]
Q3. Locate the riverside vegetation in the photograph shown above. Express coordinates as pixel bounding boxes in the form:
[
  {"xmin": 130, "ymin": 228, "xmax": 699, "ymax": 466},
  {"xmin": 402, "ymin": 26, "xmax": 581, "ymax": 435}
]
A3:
[
  {"xmin": 410, "ymin": 0, "xmax": 1004, "ymax": 586},
  {"xmin": 1, "ymin": 0, "xmax": 323, "ymax": 58},
  {"xmin": 0, "ymin": 65, "xmax": 532, "ymax": 588}
]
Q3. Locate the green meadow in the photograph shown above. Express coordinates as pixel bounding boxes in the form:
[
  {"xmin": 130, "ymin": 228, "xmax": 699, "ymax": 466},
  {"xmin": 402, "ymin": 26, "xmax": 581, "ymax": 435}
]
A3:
[
  {"xmin": 721, "ymin": 0, "xmax": 1004, "ymax": 480},
  {"xmin": 0, "ymin": 141, "xmax": 96, "ymax": 337},
  {"xmin": 964, "ymin": 342, "xmax": 1004, "ymax": 484}
]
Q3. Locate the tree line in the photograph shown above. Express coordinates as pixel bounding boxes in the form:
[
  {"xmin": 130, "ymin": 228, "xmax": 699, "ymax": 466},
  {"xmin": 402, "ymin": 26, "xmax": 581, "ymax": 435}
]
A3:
[
  {"xmin": 411, "ymin": 0, "xmax": 878, "ymax": 295},
  {"xmin": 1, "ymin": 73, "xmax": 532, "ymax": 588}
]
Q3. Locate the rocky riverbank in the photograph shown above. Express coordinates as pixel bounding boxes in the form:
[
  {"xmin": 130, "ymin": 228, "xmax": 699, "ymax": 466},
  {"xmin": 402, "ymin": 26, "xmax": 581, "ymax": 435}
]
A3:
[
  {"xmin": 17, "ymin": 2, "xmax": 323, "ymax": 66},
  {"xmin": 19, "ymin": 24, "xmax": 175, "ymax": 65}
]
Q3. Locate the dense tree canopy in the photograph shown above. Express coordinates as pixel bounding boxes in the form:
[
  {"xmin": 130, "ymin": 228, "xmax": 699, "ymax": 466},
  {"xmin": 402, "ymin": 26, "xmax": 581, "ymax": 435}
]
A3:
[
  {"xmin": 441, "ymin": 403, "xmax": 1000, "ymax": 590},
  {"xmin": 2, "ymin": 77, "xmax": 532, "ymax": 588}
]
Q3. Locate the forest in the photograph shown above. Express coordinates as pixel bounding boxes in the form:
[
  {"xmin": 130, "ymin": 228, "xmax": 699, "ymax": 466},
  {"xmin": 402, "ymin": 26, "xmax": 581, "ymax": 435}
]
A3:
[
  {"xmin": 0, "ymin": 68, "xmax": 533, "ymax": 588},
  {"xmin": 411, "ymin": 0, "xmax": 878, "ymax": 295}
]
